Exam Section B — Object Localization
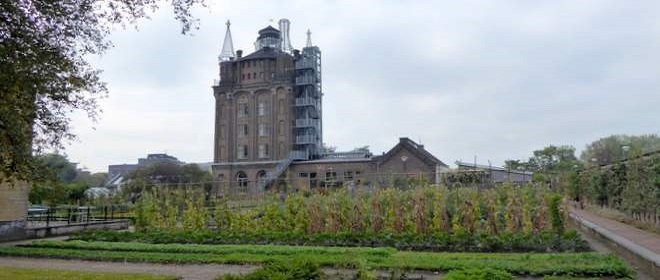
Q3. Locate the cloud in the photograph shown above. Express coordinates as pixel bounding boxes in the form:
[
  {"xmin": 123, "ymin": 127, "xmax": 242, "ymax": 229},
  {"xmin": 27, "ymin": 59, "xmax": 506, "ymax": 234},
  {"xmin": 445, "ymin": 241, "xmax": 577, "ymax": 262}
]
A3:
[{"xmin": 66, "ymin": 0, "xmax": 660, "ymax": 172}]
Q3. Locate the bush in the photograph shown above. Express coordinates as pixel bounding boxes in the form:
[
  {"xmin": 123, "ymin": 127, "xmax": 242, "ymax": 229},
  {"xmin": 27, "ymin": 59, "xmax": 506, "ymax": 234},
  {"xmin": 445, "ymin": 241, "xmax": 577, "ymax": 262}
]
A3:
[
  {"xmin": 217, "ymin": 260, "xmax": 323, "ymax": 280},
  {"xmin": 443, "ymin": 268, "xmax": 513, "ymax": 280}
]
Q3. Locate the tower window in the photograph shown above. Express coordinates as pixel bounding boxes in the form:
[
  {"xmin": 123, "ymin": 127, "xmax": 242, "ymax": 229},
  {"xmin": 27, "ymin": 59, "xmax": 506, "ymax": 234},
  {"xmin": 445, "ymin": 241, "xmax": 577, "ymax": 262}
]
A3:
[
  {"xmin": 239, "ymin": 124, "xmax": 248, "ymax": 137},
  {"xmin": 238, "ymin": 145, "xmax": 248, "ymax": 159},
  {"xmin": 258, "ymin": 123, "xmax": 269, "ymax": 137},
  {"xmin": 258, "ymin": 144, "xmax": 269, "ymax": 158},
  {"xmin": 258, "ymin": 102, "xmax": 269, "ymax": 116},
  {"xmin": 238, "ymin": 103, "xmax": 248, "ymax": 117},
  {"xmin": 236, "ymin": 145, "xmax": 248, "ymax": 159}
]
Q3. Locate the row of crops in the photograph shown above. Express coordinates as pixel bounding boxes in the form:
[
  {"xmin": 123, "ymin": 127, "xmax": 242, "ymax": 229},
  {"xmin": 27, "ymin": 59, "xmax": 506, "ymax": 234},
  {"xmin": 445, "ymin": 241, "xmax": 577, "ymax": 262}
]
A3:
[
  {"xmin": 136, "ymin": 185, "xmax": 566, "ymax": 236},
  {"xmin": 121, "ymin": 184, "xmax": 594, "ymax": 252}
]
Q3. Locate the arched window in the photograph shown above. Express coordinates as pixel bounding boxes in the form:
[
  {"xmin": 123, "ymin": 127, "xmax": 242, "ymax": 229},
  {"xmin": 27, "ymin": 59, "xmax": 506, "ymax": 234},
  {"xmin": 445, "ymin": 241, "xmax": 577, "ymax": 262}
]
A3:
[{"xmin": 236, "ymin": 171, "xmax": 248, "ymax": 194}]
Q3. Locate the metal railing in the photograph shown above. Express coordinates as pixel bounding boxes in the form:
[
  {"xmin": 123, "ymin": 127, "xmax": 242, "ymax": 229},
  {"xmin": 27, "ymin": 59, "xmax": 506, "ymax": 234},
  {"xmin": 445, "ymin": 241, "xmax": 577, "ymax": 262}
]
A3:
[
  {"xmin": 27, "ymin": 205, "xmax": 131, "ymax": 228},
  {"xmin": 294, "ymin": 97, "xmax": 318, "ymax": 107},
  {"xmin": 295, "ymin": 59, "xmax": 316, "ymax": 69},
  {"xmin": 295, "ymin": 118, "xmax": 319, "ymax": 128},
  {"xmin": 295, "ymin": 76, "xmax": 315, "ymax": 85},
  {"xmin": 295, "ymin": 135, "xmax": 317, "ymax": 144}
]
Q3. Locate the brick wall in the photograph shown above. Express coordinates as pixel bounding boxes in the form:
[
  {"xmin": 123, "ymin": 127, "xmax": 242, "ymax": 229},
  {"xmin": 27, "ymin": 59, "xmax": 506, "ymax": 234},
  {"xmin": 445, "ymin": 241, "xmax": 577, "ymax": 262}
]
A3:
[{"xmin": 0, "ymin": 180, "xmax": 28, "ymax": 241}]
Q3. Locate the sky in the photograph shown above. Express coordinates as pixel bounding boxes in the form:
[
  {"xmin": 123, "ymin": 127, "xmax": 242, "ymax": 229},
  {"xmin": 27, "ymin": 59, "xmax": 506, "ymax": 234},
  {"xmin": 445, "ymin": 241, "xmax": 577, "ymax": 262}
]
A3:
[{"xmin": 65, "ymin": 0, "xmax": 660, "ymax": 172}]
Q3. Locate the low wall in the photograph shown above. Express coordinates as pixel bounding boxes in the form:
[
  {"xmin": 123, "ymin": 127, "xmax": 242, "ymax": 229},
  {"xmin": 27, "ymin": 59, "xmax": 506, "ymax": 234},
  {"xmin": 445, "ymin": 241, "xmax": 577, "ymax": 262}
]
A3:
[
  {"xmin": 26, "ymin": 220, "xmax": 130, "ymax": 239},
  {"xmin": 0, "ymin": 180, "xmax": 29, "ymax": 242},
  {"xmin": 570, "ymin": 212, "xmax": 660, "ymax": 277}
]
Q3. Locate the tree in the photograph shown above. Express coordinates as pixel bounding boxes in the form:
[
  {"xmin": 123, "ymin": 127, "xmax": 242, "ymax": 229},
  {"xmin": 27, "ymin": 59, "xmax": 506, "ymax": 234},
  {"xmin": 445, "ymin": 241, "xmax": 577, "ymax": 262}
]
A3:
[
  {"xmin": 1, "ymin": 0, "xmax": 203, "ymax": 183},
  {"xmin": 122, "ymin": 163, "xmax": 212, "ymax": 201},
  {"xmin": 351, "ymin": 145, "xmax": 371, "ymax": 154},
  {"xmin": 320, "ymin": 143, "xmax": 337, "ymax": 154},
  {"xmin": 504, "ymin": 160, "xmax": 527, "ymax": 171},
  {"xmin": 28, "ymin": 153, "xmax": 94, "ymax": 205},
  {"xmin": 526, "ymin": 145, "xmax": 580, "ymax": 173},
  {"xmin": 581, "ymin": 134, "xmax": 660, "ymax": 167}
]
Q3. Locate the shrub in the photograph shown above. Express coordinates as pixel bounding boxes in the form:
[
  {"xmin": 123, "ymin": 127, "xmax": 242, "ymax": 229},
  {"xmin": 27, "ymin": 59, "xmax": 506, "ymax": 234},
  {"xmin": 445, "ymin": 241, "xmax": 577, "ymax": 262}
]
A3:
[{"xmin": 217, "ymin": 260, "xmax": 323, "ymax": 280}]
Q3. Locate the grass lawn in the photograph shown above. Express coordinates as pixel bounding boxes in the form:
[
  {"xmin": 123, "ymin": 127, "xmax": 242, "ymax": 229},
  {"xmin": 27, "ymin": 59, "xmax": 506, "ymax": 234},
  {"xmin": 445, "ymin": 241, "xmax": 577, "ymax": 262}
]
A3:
[
  {"xmin": 0, "ymin": 266, "xmax": 175, "ymax": 280},
  {"xmin": 0, "ymin": 240, "xmax": 633, "ymax": 278}
]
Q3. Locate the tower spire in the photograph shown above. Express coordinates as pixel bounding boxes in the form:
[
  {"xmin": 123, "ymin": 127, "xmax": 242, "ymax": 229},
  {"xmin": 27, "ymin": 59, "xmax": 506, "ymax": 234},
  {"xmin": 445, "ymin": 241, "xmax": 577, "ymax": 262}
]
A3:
[
  {"xmin": 219, "ymin": 20, "xmax": 235, "ymax": 62},
  {"xmin": 306, "ymin": 29, "xmax": 312, "ymax": 47}
]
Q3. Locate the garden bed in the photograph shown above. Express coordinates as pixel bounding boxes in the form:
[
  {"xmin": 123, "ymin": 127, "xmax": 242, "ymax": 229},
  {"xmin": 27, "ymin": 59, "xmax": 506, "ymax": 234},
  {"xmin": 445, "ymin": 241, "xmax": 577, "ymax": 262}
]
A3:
[
  {"xmin": 0, "ymin": 266, "xmax": 175, "ymax": 280},
  {"xmin": 72, "ymin": 229, "xmax": 590, "ymax": 252},
  {"xmin": 0, "ymin": 240, "xmax": 633, "ymax": 278}
]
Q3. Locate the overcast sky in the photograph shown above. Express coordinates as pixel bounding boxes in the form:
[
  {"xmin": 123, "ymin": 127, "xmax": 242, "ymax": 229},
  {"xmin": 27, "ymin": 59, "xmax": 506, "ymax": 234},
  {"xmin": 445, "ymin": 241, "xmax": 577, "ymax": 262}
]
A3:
[{"xmin": 65, "ymin": 0, "xmax": 660, "ymax": 172}]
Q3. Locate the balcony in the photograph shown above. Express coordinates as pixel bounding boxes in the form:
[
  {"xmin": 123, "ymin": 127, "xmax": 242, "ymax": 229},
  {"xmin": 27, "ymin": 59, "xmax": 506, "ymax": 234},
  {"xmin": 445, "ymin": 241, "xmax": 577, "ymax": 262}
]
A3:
[
  {"xmin": 295, "ymin": 97, "xmax": 318, "ymax": 107},
  {"xmin": 295, "ymin": 59, "xmax": 316, "ymax": 69},
  {"xmin": 295, "ymin": 135, "xmax": 317, "ymax": 144},
  {"xmin": 295, "ymin": 76, "xmax": 315, "ymax": 85},
  {"xmin": 295, "ymin": 118, "xmax": 319, "ymax": 128}
]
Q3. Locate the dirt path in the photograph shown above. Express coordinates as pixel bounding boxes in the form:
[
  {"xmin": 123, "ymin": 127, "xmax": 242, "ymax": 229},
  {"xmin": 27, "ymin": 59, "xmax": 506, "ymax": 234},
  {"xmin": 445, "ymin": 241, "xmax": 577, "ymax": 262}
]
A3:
[
  {"xmin": 571, "ymin": 207, "xmax": 660, "ymax": 254},
  {"xmin": 0, "ymin": 256, "xmax": 257, "ymax": 280}
]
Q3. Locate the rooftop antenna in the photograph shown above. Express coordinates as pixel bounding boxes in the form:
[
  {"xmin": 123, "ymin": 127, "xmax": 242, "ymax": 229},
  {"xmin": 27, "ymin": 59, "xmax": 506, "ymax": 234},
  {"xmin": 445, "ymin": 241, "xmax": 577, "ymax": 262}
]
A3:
[
  {"xmin": 306, "ymin": 29, "xmax": 313, "ymax": 47},
  {"xmin": 219, "ymin": 20, "xmax": 235, "ymax": 62}
]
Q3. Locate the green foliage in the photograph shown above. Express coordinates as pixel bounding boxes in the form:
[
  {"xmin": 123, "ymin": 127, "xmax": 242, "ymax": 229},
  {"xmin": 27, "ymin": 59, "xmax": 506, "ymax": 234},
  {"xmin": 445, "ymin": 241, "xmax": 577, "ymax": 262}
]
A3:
[
  {"xmin": 217, "ymin": 260, "xmax": 323, "ymax": 280},
  {"xmin": 72, "ymin": 229, "xmax": 589, "ymax": 253},
  {"xmin": 527, "ymin": 145, "xmax": 581, "ymax": 173},
  {"xmin": 0, "ymin": 241, "xmax": 632, "ymax": 278},
  {"xmin": 581, "ymin": 134, "xmax": 660, "ymax": 167},
  {"xmin": 132, "ymin": 185, "xmax": 585, "ymax": 251},
  {"xmin": 1, "ymin": 1, "xmax": 203, "ymax": 182},
  {"xmin": 571, "ymin": 150, "xmax": 660, "ymax": 227},
  {"xmin": 122, "ymin": 162, "xmax": 212, "ymax": 201},
  {"xmin": 0, "ymin": 266, "xmax": 176, "ymax": 280},
  {"xmin": 443, "ymin": 268, "xmax": 513, "ymax": 280},
  {"xmin": 547, "ymin": 194, "xmax": 565, "ymax": 234},
  {"xmin": 27, "ymin": 153, "xmax": 107, "ymax": 205},
  {"xmin": 183, "ymin": 193, "xmax": 208, "ymax": 231}
]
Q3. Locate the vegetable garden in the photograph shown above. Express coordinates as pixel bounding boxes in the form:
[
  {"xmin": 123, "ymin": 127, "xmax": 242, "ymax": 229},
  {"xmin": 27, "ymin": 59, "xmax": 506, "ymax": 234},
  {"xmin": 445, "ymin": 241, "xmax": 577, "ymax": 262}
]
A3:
[{"xmin": 0, "ymin": 184, "xmax": 636, "ymax": 279}]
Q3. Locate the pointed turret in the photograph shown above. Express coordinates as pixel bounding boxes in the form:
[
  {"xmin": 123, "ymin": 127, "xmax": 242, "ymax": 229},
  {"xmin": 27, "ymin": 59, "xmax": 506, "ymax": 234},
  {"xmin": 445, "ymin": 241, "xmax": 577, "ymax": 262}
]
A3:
[
  {"xmin": 219, "ymin": 20, "xmax": 235, "ymax": 62},
  {"xmin": 306, "ymin": 29, "xmax": 313, "ymax": 47}
]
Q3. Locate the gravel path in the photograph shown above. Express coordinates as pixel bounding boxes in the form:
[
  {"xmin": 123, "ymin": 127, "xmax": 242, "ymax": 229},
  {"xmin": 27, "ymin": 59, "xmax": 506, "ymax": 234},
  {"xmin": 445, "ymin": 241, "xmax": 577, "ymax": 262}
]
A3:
[{"xmin": 0, "ymin": 256, "xmax": 257, "ymax": 280}]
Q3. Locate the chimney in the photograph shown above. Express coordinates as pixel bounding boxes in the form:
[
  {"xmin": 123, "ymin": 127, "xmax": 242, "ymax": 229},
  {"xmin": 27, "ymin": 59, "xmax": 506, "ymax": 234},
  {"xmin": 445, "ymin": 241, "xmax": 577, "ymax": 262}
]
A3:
[
  {"xmin": 278, "ymin": 19, "xmax": 293, "ymax": 53},
  {"xmin": 236, "ymin": 49, "xmax": 243, "ymax": 58}
]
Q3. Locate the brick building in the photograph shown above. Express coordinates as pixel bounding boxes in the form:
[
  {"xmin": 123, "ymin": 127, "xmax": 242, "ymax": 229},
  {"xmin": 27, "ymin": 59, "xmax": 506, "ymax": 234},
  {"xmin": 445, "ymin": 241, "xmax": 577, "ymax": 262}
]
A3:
[{"xmin": 211, "ymin": 19, "xmax": 448, "ymax": 195}]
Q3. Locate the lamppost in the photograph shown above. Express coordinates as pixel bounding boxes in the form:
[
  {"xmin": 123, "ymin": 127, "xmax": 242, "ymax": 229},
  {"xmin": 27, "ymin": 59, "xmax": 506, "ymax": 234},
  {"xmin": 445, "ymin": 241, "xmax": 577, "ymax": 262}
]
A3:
[{"xmin": 621, "ymin": 145, "xmax": 630, "ymax": 161}]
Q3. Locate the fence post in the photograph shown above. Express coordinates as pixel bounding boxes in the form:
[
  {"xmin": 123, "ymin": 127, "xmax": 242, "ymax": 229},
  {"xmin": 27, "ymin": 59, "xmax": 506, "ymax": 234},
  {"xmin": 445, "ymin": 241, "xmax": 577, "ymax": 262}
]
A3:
[
  {"xmin": 87, "ymin": 207, "xmax": 90, "ymax": 224},
  {"xmin": 67, "ymin": 208, "xmax": 71, "ymax": 225},
  {"xmin": 111, "ymin": 205, "xmax": 114, "ymax": 220},
  {"xmin": 104, "ymin": 206, "xmax": 108, "ymax": 221},
  {"xmin": 46, "ymin": 208, "xmax": 50, "ymax": 227}
]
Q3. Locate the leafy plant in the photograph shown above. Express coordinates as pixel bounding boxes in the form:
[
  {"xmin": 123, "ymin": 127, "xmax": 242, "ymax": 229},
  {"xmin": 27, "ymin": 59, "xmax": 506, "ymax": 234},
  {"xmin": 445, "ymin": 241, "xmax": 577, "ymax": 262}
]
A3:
[{"xmin": 443, "ymin": 268, "xmax": 513, "ymax": 280}]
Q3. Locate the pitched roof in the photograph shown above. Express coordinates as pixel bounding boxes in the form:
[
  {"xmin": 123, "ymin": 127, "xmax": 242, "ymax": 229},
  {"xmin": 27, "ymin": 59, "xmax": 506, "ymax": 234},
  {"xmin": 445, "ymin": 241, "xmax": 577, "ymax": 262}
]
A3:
[
  {"xmin": 259, "ymin": 25, "xmax": 279, "ymax": 33},
  {"xmin": 239, "ymin": 47, "xmax": 281, "ymax": 61},
  {"xmin": 376, "ymin": 137, "xmax": 448, "ymax": 168}
]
